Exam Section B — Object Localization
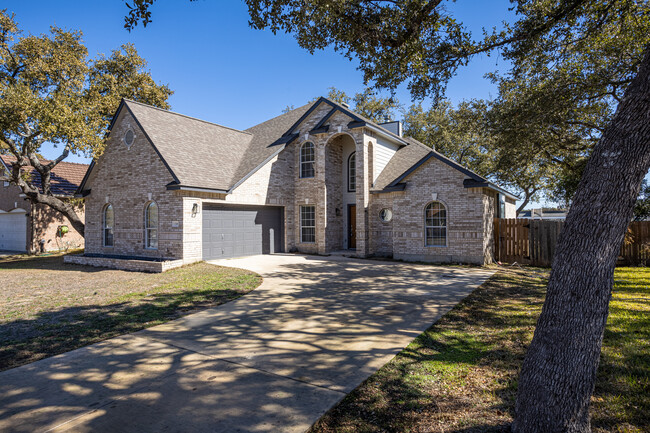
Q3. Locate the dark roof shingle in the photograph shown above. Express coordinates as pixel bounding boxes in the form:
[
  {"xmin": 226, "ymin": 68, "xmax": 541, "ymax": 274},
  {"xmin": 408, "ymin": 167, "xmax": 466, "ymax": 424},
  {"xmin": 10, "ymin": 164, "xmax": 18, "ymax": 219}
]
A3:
[{"xmin": 0, "ymin": 155, "xmax": 89, "ymax": 197}]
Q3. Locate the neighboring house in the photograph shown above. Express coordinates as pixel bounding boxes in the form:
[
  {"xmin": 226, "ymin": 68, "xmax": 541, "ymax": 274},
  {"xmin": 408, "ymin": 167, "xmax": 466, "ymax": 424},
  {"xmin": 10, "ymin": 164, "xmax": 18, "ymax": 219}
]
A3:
[
  {"xmin": 0, "ymin": 155, "xmax": 87, "ymax": 253},
  {"xmin": 69, "ymin": 97, "xmax": 517, "ymax": 271},
  {"xmin": 518, "ymin": 208, "xmax": 568, "ymax": 220}
]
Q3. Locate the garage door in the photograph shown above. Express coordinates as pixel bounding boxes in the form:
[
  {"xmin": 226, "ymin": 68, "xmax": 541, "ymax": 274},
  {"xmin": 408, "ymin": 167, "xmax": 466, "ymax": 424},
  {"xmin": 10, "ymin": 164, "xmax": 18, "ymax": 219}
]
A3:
[
  {"xmin": 202, "ymin": 204, "xmax": 283, "ymax": 260},
  {"xmin": 0, "ymin": 210, "xmax": 27, "ymax": 252}
]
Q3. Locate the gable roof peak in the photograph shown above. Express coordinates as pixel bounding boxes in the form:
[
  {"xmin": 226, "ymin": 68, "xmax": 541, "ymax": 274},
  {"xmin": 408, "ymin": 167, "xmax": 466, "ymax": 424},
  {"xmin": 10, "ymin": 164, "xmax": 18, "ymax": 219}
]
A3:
[{"xmin": 122, "ymin": 99, "xmax": 252, "ymax": 136}]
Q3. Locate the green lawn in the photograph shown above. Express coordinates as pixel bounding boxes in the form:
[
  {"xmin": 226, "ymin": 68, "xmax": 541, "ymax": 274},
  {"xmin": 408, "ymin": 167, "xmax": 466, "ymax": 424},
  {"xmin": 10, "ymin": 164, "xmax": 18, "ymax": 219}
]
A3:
[
  {"xmin": 310, "ymin": 267, "xmax": 649, "ymax": 433},
  {"xmin": 0, "ymin": 254, "xmax": 261, "ymax": 371}
]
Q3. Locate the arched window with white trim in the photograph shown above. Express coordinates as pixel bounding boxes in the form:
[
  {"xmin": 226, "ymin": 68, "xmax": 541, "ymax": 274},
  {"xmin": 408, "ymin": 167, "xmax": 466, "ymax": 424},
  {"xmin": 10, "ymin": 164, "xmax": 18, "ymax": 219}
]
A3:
[
  {"xmin": 144, "ymin": 201, "xmax": 158, "ymax": 249},
  {"xmin": 300, "ymin": 142, "xmax": 315, "ymax": 178},
  {"xmin": 425, "ymin": 201, "xmax": 447, "ymax": 247},
  {"xmin": 103, "ymin": 204, "xmax": 114, "ymax": 247},
  {"xmin": 348, "ymin": 152, "xmax": 356, "ymax": 192}
]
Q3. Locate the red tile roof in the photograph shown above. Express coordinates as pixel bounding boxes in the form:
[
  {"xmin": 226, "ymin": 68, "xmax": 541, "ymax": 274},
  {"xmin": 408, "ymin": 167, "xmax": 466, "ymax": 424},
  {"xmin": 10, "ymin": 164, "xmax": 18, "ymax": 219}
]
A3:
[{"xmin": 0, "ymin": 154, "xmax": 90, "ymax": 197}]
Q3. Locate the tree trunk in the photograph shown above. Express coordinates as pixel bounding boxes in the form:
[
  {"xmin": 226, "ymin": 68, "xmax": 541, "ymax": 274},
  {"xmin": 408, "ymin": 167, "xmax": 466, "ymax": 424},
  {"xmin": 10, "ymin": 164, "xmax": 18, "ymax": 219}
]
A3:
[
  {"xmin": 512, "ymin": 46, "xmax": 650, "ymax": 432},
  {"xmin": 516, "ymin": 187, "xmax": 536, "ymax": 214},
  {"xmin": 12, "ymin": 173, "xmax": 85, "ymax": 237}
]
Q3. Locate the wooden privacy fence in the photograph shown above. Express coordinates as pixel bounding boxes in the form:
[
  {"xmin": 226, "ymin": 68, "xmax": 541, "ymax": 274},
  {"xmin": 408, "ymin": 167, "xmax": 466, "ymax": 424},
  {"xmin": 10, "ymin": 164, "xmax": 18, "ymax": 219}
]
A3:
[{"xmin": 494, "ymin": 219, "xmax": 650, "ymax": 267}]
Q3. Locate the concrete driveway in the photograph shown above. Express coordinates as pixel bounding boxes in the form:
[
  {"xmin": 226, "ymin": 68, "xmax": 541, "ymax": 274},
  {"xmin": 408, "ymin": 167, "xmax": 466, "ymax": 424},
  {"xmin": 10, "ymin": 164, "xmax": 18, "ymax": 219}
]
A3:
[{"xmin": 0, "ymin": 254, "xmax": 494, "ymax": 433}]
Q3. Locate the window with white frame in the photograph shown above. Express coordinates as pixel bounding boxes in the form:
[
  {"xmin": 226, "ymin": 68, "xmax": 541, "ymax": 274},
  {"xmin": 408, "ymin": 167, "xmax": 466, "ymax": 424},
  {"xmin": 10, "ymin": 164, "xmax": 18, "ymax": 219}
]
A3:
[
  {"xmin": 300, "ymin": 142, "xmax": 315, "ymax": 178},
  {"xmin": 144, "ymin": 201, "xmax": 158, "ymax": 249},
  {"xmin": 300, "ymin": 205, "xmax": 315, "ymax": 243},
  {"xmin": 103, "ymin": 204, "xmax": 114, "ymax": 247},
  {"xmin": 425, "ymin": 201, "xmax": 447, "ymax": 247},
  {"xmin": 348, "ymin": 152, "xmax": 356, "ymax": 192}
]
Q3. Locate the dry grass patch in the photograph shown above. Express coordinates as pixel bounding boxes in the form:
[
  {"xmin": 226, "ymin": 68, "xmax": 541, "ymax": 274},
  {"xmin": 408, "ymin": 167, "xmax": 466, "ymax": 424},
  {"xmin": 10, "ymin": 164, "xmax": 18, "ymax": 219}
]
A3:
[
  {"xmin": 310, "ymin": 267, "xmax": 649, "ymax": 433},
  {"xmin": 0, "ymin": 254, "xmax": 261, "ymax": 371}
]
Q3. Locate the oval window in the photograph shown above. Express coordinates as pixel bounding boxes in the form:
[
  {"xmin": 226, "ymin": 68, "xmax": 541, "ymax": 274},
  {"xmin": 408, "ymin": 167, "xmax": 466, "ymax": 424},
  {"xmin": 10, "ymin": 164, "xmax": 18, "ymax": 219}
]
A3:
[
  {"xmin": 124, "ymin": 129, "xmax": 135, "ymax": 147},
  {"xmin": 379, "ymin": 208, "xmax": 393, "ymax": 222}
]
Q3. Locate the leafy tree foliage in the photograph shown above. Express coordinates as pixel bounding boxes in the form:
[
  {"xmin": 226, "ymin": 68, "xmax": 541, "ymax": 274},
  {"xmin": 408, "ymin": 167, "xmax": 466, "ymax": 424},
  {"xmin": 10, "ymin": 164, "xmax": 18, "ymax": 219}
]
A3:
[
  {"xmin": 0, "ymin": 10, "xmax": 172, "ymax": 236},
  {"xmin": 634, "ymin": 180, "xmax": 650, "ymax": 221},
  {"xmin": 315, "ymin": 87, "xmax": 400, "ymax": 124}
]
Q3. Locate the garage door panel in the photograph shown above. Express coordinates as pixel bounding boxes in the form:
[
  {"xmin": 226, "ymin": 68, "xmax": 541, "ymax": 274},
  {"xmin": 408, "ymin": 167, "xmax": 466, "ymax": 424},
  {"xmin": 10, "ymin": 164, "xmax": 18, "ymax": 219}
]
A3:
[
  {"xmin": 202, "ymin": 205, "xmax": 283, "ymax": 260},
  {"xmin": 0, "ymin": 212, "xmax": 27, "ymax": 252}
]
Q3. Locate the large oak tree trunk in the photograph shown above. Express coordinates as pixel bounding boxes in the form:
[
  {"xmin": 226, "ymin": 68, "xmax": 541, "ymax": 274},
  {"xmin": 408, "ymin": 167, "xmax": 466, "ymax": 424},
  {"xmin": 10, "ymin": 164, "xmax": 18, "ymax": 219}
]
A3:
[{"xmin": 512, "ymin": 46, "xmax": 650, "ymax": 432}]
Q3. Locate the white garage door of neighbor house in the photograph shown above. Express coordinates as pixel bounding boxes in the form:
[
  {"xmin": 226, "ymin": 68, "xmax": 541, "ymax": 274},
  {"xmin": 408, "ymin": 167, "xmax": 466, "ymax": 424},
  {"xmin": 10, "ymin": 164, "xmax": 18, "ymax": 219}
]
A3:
[{"xmin": 0, "ymin": 210, "xmax": 27, "ymax": 252}]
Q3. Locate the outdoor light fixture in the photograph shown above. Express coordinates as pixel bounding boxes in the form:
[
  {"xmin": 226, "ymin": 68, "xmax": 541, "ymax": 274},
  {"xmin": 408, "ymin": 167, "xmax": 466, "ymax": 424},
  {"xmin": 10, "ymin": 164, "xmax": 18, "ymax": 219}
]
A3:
[{"xmin": 192, "ymin": 203, "xmax": 199, "ymax": 217}]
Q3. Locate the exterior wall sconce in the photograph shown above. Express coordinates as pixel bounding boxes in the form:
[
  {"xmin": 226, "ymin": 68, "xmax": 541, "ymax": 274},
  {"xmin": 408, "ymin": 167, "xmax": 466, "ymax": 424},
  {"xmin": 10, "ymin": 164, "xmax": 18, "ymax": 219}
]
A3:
[{"xmin": 191, "ymin": 203, "xmax": 199, "ymax": 217}]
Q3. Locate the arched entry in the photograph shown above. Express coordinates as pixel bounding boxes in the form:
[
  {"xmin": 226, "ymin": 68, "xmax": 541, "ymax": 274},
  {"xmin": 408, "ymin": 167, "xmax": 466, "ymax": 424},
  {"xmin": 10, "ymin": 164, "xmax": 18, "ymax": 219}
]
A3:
[{"xmin": 325, "ymin": 133, "xmax": 357, "ymax": 251}]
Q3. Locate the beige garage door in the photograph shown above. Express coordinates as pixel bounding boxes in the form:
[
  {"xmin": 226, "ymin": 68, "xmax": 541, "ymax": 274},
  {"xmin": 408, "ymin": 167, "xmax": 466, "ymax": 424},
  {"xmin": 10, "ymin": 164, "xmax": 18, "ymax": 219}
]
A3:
[{"xmin": 0, "ymin": 210, "xmax": 27, "ymax": 252}]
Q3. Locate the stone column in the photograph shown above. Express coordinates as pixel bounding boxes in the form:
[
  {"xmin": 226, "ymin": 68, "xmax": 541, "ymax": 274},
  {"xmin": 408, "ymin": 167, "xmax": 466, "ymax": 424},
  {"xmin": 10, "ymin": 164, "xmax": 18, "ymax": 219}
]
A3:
[{"xmin": 355, "ymin": 134, "xmax": 371, "ymax": 257}]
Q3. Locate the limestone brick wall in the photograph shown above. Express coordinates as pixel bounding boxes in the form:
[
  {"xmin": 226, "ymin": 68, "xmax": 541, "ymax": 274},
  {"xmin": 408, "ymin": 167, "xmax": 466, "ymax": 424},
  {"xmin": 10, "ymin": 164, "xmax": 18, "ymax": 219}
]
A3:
[
  {"xmin": 290, "ymin": 107, "xmax": 368, "ymax": 255},
  {"xmin": 64, "ymin": 254, "xmax": 187, "ymax": 273},
  {"xmin": 84, "ymin": 109, "xmax": 184, "ymax": 259},
  {"xmin": 368, "ymin": 192, "xmax": 396, "ymax": 256},
  {"xmin": 325, "ymin": 137, "xmax": 343, "ymax": 251},
  {"xmin": 389, "ymin": 157, "xmax": 490, "ymax": 264}
]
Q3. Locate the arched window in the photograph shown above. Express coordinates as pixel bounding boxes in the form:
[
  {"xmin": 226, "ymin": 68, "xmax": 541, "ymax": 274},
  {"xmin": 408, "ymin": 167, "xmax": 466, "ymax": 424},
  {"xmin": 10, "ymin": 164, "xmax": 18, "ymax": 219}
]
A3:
[
  {"xmin": 425, "ymin": 202, "xmax": 447, "ymax": 247},
  {"xmin": 144, "ymin": 201, "xmax": 158, "ymax": 249},
  {"xmin": 348, "ymin": 152, "xmax": 356, "ymax": 192},
  {"xmin": 103, "ymin": 204, "xmax": 114, "ymax": 247},
  {"xmin": 300, "ymin": 142, "xmax": 315, "ymax": 178}
]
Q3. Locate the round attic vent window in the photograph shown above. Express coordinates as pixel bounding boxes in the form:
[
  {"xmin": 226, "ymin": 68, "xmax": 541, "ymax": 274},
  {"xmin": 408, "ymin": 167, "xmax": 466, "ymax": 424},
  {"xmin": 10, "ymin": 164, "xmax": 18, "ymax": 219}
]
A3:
[
  {"xmin": 124, "ymin": 129, "xmax": 135, "ymax": 147},
  {"xmin": 379, "ymin": 208, "xmax": 393, "ymax": 222}
]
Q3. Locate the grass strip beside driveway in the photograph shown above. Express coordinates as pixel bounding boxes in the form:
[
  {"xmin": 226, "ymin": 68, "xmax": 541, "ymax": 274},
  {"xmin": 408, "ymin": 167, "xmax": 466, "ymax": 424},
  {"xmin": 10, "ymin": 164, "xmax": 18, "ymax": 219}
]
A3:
[
  {"xmin": 310, "ymin": 267, "xmax": 649, "ymax": 433},
  {"xmin": 0, "ymin": 255, "xmax": 261, "ymax": 372}
]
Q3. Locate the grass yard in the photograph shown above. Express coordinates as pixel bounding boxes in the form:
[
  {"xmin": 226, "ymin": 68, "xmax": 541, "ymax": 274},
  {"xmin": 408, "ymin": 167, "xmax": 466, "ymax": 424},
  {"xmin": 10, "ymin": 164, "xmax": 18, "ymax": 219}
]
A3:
[
  {"xmin": 0, "ymin": 253, "xmax": 261, "ymax": 372},
  {"xmin": 310, "ymin": 267, "xmax": 649, "ymax": 433}
]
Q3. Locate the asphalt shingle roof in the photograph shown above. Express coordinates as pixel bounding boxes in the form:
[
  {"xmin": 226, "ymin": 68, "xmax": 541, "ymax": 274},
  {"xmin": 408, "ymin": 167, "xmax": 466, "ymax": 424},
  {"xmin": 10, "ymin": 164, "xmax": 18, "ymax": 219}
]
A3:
[
  {"xmin": 118, "ymin": 98, "xmax": 515, "ymax": 199},
  {"xmin": 372, "ymin": 137, "xmax": 433, "ymax": 191},
  {"xmin": 124, "ymin": 100, "xmax": 316, "ymax": 191},
  {"xmin": 0, "ymin": 155, "xmax": 89, "ymax": 197}
]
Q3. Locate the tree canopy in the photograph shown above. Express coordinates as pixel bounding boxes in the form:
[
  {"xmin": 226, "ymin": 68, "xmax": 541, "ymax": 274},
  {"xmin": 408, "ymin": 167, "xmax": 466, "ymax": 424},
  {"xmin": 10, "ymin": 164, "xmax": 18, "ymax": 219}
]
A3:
[
  {"xmin": 0, "ymin": 9, "xmax": 172, "ymax": 236},
  {"xmin": 121, "ymin": 2, "xmax": 650, "ymax": 431}
]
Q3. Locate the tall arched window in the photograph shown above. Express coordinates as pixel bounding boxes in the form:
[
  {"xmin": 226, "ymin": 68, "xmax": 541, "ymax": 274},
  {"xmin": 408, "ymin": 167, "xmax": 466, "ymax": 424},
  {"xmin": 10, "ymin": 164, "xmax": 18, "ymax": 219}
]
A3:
[
  {"xmin": 144, "ymin": 201, "xmax": 158, "ymax": 249},
  {"xmin": 103, "ymin": 204, "xmax": 114, "ymax": 247},
  {"xmin": 425, "ymin": 202, "xmax": 447, "ymax": 247},
  {"xmin": 300, "ymin": 142, "xmax": 315, "ymax": 178},
  {"xmin": 348, "ymin": 152, "xmax": 356, "ymax": 192}
]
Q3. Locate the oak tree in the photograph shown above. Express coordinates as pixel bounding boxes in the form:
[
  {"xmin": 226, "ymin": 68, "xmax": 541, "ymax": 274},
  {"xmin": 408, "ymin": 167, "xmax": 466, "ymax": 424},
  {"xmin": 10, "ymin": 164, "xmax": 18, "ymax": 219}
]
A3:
[
  {"xmin": 0, "ymin": 10, "xmax": 172, "ymax": 236},
  {"xmin": 123, "ymin": 1, "xmax": 650, "ymax": 431}
]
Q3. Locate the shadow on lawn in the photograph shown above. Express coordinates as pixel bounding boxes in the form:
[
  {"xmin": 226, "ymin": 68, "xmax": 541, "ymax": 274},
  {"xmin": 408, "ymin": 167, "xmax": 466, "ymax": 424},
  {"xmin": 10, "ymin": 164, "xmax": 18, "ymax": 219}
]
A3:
[
  {"xmin": 0, "ymin": 288, "xmax": 245, "ymax": 372},
  {"xmin": 310, "ymin": 269, "xmax": 548, "ymax": 433}
]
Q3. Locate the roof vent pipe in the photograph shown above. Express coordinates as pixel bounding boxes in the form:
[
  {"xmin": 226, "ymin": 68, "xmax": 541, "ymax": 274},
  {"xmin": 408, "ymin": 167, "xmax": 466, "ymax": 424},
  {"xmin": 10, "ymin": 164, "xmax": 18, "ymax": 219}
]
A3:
[{"xmin": 341, "ymin": 102, "xmax": 350, "ymax": 109}]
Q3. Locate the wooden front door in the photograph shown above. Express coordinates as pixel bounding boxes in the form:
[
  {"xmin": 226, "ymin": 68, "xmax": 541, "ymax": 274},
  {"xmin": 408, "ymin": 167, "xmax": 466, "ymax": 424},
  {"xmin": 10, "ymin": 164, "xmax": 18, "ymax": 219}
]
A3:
[{"xmin": 348, "ymin": 204, "xmax": 357, "ymax": 249}]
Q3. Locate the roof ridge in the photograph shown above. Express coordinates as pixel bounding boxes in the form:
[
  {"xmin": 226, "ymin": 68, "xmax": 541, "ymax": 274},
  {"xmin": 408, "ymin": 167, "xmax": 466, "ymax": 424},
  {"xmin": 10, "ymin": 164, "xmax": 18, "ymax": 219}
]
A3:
[
  {"xmin": 321, "ymin": 97, "xmax": 407, "ymax": 143},
  {"xmin": 244, "ymin": 101, "xmax": 315, "ymax": 131},
  {"xmin": 0, "ymin": 154, "xmax": 89, "ymax": 167},
  {"xmin": 123, "ymin": 99, "xmax": 253, "ymax": 136},
  {"xmin": 403, "ymin": 136, "xmax": 434, "ymax": 152}
]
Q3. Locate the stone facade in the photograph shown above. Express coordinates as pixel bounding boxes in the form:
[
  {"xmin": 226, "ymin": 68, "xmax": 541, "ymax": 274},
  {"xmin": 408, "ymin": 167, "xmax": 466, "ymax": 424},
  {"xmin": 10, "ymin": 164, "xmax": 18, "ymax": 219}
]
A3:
[
  {"xmin": 369, "ymin": 157, "xmax": 492, "ymax": 265},
  {"xmin": 78, "ymin": 99, "xmax": 516, "ymax": 271},
  {"xmin": 83, "ymin": 109, "xmax": 184, "ymax": 260}
]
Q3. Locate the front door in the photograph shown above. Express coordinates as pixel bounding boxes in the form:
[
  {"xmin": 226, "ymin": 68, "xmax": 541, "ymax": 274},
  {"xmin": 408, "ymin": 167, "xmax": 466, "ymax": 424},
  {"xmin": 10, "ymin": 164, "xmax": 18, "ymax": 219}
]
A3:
[{"xmin": 348, "ymin": 204, "xmax": 357, "ymax": 249}]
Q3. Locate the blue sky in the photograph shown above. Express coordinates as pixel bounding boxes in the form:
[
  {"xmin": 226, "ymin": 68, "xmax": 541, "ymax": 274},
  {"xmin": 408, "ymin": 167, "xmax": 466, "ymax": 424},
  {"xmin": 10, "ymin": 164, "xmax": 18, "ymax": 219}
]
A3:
[
  {"xmin": 6, "ymin": 0, "xmax": 514, "ymax": 158},
  {"xmin": 10, "ymin": 0, "xmax": 566, "ymax": 204}
]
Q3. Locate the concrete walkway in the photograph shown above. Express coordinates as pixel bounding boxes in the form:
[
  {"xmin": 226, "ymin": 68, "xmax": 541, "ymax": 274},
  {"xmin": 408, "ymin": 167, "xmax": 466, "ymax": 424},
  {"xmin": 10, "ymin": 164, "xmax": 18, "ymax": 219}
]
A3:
[{"xmin": 0, "ymin": 254, "xmax": 495, "ymax": 432}]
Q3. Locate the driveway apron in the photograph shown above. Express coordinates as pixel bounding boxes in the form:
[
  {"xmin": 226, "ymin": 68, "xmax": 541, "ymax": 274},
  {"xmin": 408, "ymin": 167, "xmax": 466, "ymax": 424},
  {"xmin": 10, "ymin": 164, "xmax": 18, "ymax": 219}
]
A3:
[{"xmin": 0, "ymin": 254, "xmax": 494, "ymax": 432}]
